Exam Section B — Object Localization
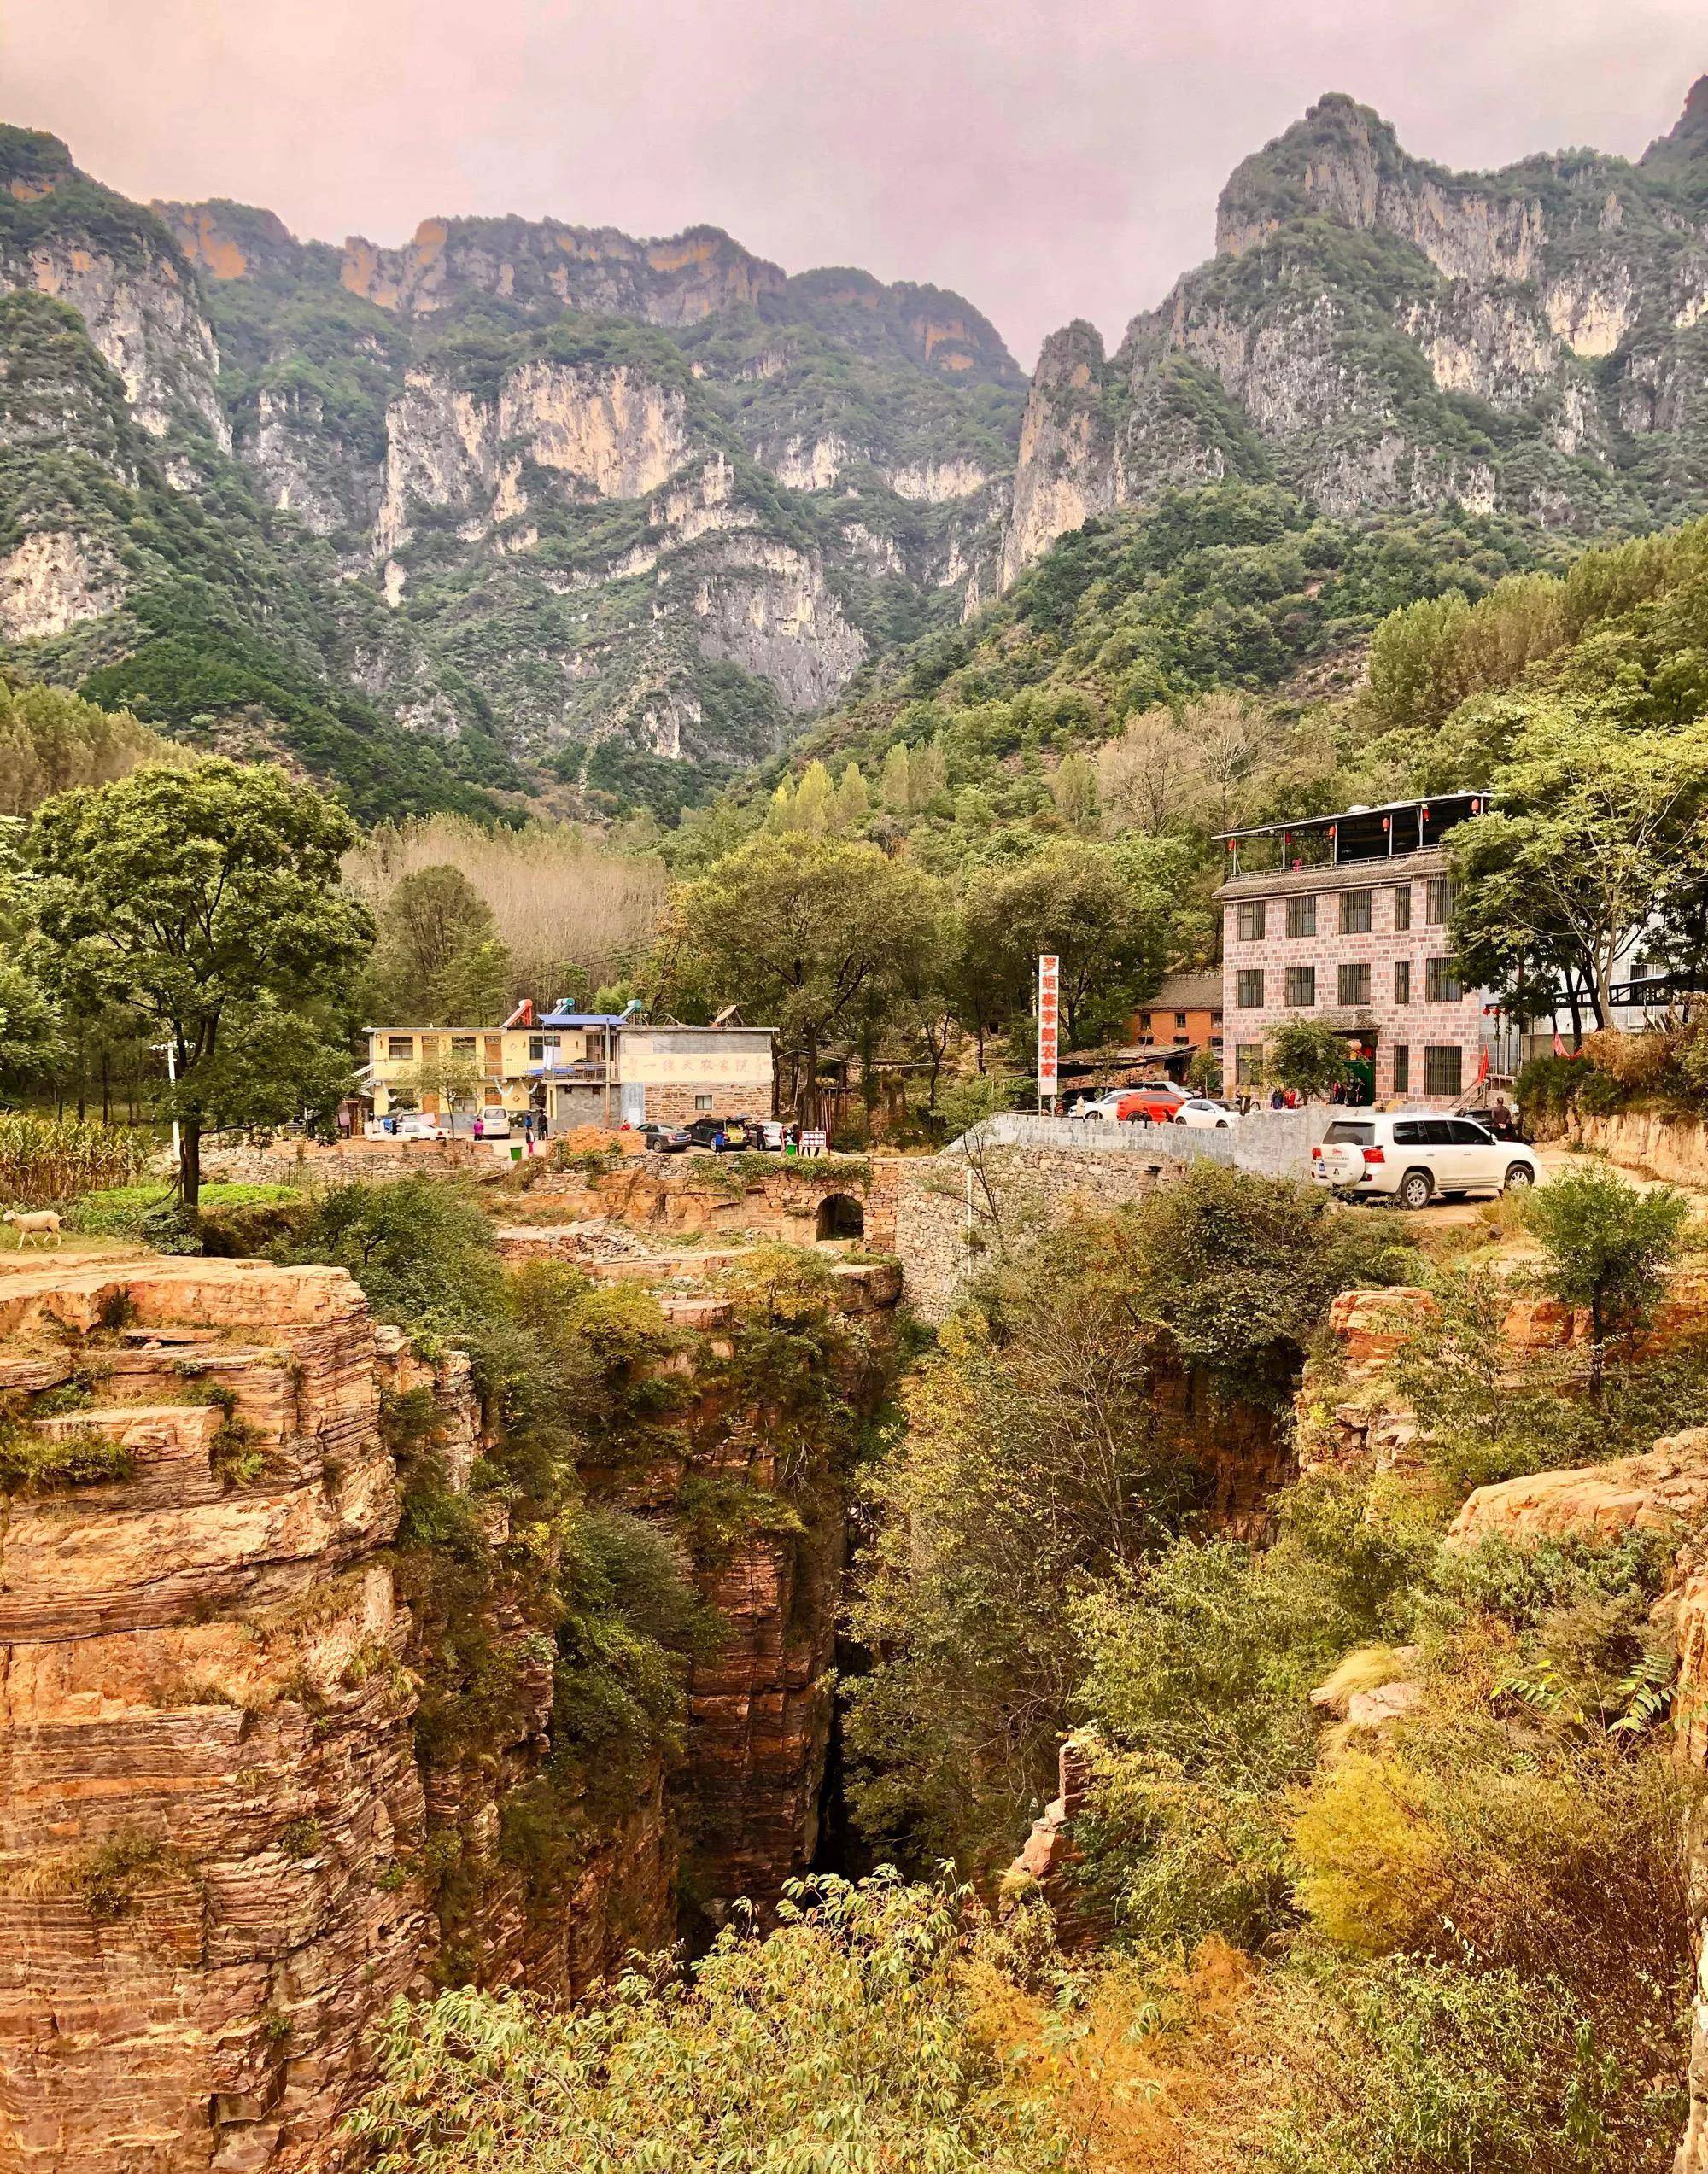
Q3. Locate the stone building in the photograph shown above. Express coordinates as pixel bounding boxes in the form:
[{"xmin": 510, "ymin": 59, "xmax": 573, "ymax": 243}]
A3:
[
  {"xmin": 1215, "ymin": 793, "xmax": 1503, "ymax": 1106},
  {"xmin": 539, "ymin": 1008, "xmax": 776, "ymax": 1128}
]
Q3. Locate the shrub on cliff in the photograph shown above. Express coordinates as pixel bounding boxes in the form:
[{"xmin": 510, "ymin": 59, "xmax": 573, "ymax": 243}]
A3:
[
  {"xmin": 1068, "ymin": 1471, "xmax": 1430, "ymax": 1950},
  {"xmin": 279, "ymin": 1177, "xmax": 506, "ymax": 1351}
]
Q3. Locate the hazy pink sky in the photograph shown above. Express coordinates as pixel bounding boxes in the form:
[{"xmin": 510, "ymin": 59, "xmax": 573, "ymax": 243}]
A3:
[{"xmin": 7, "ymin": 1, "xmax": 1704, "ymax": 366}]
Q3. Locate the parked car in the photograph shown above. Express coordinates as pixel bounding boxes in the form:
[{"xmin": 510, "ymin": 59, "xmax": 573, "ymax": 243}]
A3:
[
  {"xmin": 1172, "ymin": 1097, "xmax": 1234, "ymax": 1131},
  {"xmin": 392, "ymin": 1112, "xmax": 449, "ymax": 1142},
  {"xmin": 1072, "ymin": 1083, "xmax": 1187, "ymax": 1124},
  {"xmin": 684, "ymin": 1115, "xmax": 753, "ymax": 1152},
  {"xmin": 1312, "ymin": 1111, "xmax": 1540, "ymax": 1209},
  {"xmin": 640, "ymin": 1122, "xmax": 691, "ymax": 1154},
  {"xmin": 476, "ymin": 1105, "xmax": 512, "ymax": 1139}
]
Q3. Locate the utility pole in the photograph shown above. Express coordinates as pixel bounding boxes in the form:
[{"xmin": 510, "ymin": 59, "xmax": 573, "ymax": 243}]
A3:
[{"xmin": 154, "ymin": 1041, "xmax": 182, "ymax": 1173}]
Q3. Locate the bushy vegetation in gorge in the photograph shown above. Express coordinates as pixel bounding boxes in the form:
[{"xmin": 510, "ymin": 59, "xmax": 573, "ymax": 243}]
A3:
[{"xmin": 354, "ymin": 1160, "xmax": 1706, "ymax": 2172}]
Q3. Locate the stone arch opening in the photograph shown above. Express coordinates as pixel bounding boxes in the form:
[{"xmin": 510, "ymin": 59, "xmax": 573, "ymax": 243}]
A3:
[{"xmin": 816, "ymin": 1193, "xmax": 865, "ymax": 1242}]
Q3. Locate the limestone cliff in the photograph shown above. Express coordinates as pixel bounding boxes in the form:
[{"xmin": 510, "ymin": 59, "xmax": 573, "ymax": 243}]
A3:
[
  {"xmin": 1002, "ymin": 80, "xmax": 1708, "ymax": 586},
  {"xmin": 138, "ymin": 188, "xmax": 1024, "ymax": 781},
  {"xmin": 1, "ymin": 128, "xmax": 226, "ymax": 452}
]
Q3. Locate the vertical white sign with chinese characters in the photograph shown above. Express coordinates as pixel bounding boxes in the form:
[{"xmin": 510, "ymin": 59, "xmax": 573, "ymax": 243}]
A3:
[{"xmin": 1037, "ymin": 953, "xmax": 1060, "ymax": 1108}]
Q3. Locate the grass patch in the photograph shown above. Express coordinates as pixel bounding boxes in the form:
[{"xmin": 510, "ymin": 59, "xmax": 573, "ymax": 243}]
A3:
[{"xmin": 0, "ymin": 1417, "xmax": 132, "ymax": 1493}]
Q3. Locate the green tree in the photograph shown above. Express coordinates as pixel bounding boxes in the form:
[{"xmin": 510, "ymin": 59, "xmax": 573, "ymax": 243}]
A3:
[
  {"xmin": 880, "ymin": 741, "xmax": 912, "ymax": 815},
  {"xmin": 350, "ymin": 1872, "xmax": 1066, "ymax": 2174},
  {"xmin": 962, "ymin": 840, "xmax": 1173, "ymax": 1047},
  {"xmin": 650, "ymin": 833, "xmax": 940, "ymax": 1125},
  {"xmin": 1519, "ymin": 1165, "xmax": 1692, "ymax": 1400},
  {"xmin": 26, "ymin": 760, "xmax": 371, "ymax": 1204},
  {"xmin": 1450, "ymin": 712, "xmax": 1708, "ymax": 1028},
  {"xmin": 1048, "ymin": 750, "xmax": 1099, "ymax": 828},
  {"xmin": 0, "ymin": 680, "xmax": 172, "ymax": 819},
  {"xmin": 1263, "ymin": 1018, "xmax": 1354, "ymax": 1102},
  {"xmin": 366, "ymin": 864, "xmax": 510, "ymax": 1023},
  {"xmin": 1184, "ymin": 1043, "xmax": 1224, "ymax": 1096},
  {"xmin": 793, "ymin": 759, "xmax": 834, "ymax": 833},
  {"xmin": 831, "ymin": 762, "xmax": 870, "ymax": 828},
  {"xmin": 0, "ymin": 953, "xmax": 63, "ymax": 1097}
]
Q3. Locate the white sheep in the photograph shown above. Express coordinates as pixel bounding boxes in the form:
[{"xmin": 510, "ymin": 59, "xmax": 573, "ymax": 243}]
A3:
[{"xmin": 3, "ymin": 1208, "xmax": 62, "ymax": 1248}]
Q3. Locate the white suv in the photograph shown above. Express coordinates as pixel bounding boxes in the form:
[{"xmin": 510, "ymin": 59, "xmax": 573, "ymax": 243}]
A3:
[{"xmin": 1312, "ymin": 1112, "xmax": 1540, "ymax": 1210}]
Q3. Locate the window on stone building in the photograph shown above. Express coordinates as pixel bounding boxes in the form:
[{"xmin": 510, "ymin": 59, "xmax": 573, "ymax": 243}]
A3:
[
  {"xmin": 1174, "ymin": 1013, "xmax": 1188, "ymax": 1028},
  {"xmin": 1394, "ymin": 883, "xmax": 1413, "ymax": 931},
  {"xmin": 1425, "ymin": 956, "xmax": 1462, "ymax": 1002},
  {"xmin": 1424, "ymin": 1044, "xmax": 1463, "ymax": 1096},
  {"xmin": 1339, "ymin": 962, "xmax": 1372, "ymax": 1006},
  {"xmin": 1235, "ymin": 1043, "xmax": 1262, "ymax": 1085},
  {"xmin": 1395, "ymin": 961, "xmax": 1412, "ymax": 1004},
  {"xmin": 1284, "ymin": 966, "xmax": 1316, "ymax": 1007},
  {"xmin": 694, "ymin": 1093, "xmax": 713, "ymax": 1111},
  {"xmin": 1340, "ymin": 890, "xmax": 1372, "ymax": 934},
  {"xmin": 1235, "ymin": 969, "xmax": 1265, "ymax": 1008},
  {"xmin": 1237, "ymin": 901, "xmax": 1266, "ymax": 942},
  {"xmin": 1392, "ymin": 1043, "xmax": 1410, "ymax": 1094},
  {"xmin": 1426, "ymin": 876, "xmax": 1454, "ymax": 925},
  {"xmin": 1286, "ymin": 895, "xmax": 1317, "ymax": 938}
]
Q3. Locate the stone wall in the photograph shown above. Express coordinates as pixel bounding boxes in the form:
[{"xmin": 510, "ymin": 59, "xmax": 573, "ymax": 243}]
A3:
[
  {"xmin": 893, "ymin": 1139, "xmax": 1177, "ymax": 1321},
  {"xmin": 960, "ymin": 1106, "xmax": 1334, "ymax": 1177}
]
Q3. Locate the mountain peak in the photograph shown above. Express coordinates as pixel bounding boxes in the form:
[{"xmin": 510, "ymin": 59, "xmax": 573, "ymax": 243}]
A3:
[
  {"xmin": 1641, "ymin": 74, "xmax": 1708, "ymax": 170},
  {"xmin": 1214, "ymin": 92, "xmax": 1411, "ymax": 255}
]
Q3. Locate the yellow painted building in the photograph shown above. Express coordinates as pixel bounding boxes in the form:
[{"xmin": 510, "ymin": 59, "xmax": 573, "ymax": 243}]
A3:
[
  {"xmin": 365, "ymin": 1016, "xmax": 776, "ymax": 1128},
  {"xmin": 364, "ymin": 1024, "xmax": 590, "ymax": 1118}
]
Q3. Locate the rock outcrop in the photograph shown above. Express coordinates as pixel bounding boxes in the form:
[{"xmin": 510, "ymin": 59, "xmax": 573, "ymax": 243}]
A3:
[
  {"xmin": 0, "ymin": 1232, "xmax": 903, "ymax": 2169},
  {"xmin": 0, "ymin": 1258, "xmax": 426, "ymax": 2172}
]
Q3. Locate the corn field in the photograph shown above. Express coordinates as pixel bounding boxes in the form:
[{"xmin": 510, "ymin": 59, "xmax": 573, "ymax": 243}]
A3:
[{"xmin": 0, "ymin": 1114, "xmax": 154, "ymax": 1207}]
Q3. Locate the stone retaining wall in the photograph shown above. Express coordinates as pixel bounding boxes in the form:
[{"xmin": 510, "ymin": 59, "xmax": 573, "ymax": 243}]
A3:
[{"xmin": 893, "ymin": 1141, "xmax": 1177, "ymax": 1321}]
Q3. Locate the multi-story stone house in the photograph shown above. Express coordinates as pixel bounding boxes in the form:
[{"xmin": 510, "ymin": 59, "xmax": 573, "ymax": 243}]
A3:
[{"xmin": 1214, "ymin": 793, "xmax": 1503, "ymax": 1107}]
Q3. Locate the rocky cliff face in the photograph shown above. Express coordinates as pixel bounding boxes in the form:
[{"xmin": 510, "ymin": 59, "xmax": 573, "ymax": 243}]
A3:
[
  {"xmin": 129, "ymin": 182, "xmax": 1026, "ymax": 789},
  {"xmin": 1, "ymin": 129, "xmax": 226, "ymax": 453},
  {"xmin": 0, "ymin": 123, "xmax": 1024, "ymax": 805},
  {"xmin": 0, "ymin": 1235, "xmax": 900, "ymax": 2169},
  {"xmin": 1002, "ymin": 79, "xmax": 1708, "ymax": 587},
  {"xmin": 0, "ymin": 1258, "xmax": 427, "ymax": 2173}
]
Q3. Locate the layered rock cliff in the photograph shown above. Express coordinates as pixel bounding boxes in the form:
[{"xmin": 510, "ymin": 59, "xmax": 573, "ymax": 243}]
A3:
[
  {"xmin": 0, "ymin": 1258, "xmax": 426, "ymax": 2172},
  {"xmin": 0, "ymin": 1236, "xmax": 900, "ymax": 2169},
  {"xmin": 1001, "ymin": 79, "xmax": 1708, "ymax": 587}
]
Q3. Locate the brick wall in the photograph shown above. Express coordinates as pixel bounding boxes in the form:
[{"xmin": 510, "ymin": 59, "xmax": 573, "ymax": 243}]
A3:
[{"xmin": 1219, "ymin": 849, "xmax": 1485, "ymax": 1104}]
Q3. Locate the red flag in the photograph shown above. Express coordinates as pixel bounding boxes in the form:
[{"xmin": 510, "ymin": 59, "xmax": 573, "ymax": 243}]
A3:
[
  {"xmin": 1553, "ymin": 1030, "xmax": 1569, "ymax": 1059},
  {"xmin": 1475, "ymin": 1049, "xmax": 1489, "ymax": 1084}
]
